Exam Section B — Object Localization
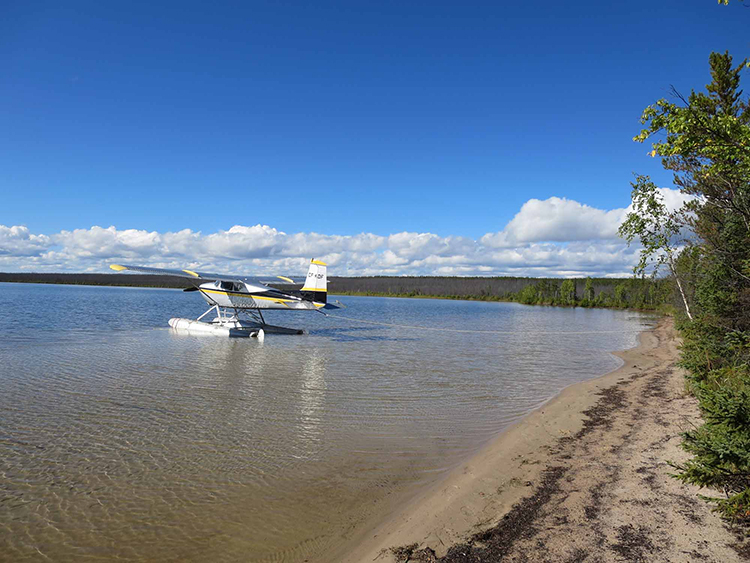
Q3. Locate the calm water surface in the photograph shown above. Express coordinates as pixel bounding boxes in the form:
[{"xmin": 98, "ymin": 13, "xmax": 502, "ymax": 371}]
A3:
[{"xmin": 0, "ymin": 283, "xmax": 656, "ymax": 562}]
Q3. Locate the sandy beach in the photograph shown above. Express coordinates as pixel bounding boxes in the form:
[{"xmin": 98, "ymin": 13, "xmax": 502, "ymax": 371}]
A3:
[{"xmin": 340, "ymin": 318, "xmax": 748, "ymax": 562}]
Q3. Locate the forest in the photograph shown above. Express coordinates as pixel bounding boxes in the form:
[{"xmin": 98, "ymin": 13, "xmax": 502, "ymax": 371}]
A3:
[
  {"xmin": 0, "ymin": 272, "xmax": 670, "ymax": 311},
  {"xmin": 0, "ymin": 272, "xmax": 192, "ymax": 289},
  {"xmin": 327, "ymin": 275, "xmax": 671, "ymax": 310},
  {"xmin": 621, "ymin": 50, "xmax": 750, "ymax": 522}
]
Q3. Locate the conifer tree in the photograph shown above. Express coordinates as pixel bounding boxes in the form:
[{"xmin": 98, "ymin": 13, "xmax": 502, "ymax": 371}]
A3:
[{"xmin": 632, "ymin": 51, "xmax": 750, "ymax": 520}]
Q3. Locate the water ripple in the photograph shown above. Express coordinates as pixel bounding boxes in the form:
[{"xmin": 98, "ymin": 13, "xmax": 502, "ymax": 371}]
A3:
[{"xmin": 0, "ymin": 284, "xmax": 655, "ymax": 562}]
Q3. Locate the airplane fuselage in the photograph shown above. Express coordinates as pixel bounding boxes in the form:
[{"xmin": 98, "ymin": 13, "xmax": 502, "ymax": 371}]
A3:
[{"xmin": 198, "ymin": 280, "xmax": 323, "ymax": 310}]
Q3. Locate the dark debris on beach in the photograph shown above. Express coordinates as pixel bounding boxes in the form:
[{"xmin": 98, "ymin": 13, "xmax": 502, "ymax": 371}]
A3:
[{"xmin": 386, "ymin": 346, "xmax": 749, "ymax": 562}]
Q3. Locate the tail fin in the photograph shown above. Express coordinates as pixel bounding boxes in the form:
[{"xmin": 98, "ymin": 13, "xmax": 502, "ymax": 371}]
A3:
[{"xmin": 301, "ymin": 259, "xmax": 327, "ymax": 304}]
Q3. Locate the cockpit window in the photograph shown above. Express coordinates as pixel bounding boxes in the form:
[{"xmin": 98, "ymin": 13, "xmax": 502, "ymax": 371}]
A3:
[{"xmin": 218, "ymin": 281, "xmax": 243, "ymax": 292}]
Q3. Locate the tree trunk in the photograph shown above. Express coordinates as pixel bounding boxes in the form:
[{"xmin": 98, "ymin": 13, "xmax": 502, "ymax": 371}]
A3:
[{"xmin": 668, "ymin": 252, "xmax": 693, "ymax": 321}]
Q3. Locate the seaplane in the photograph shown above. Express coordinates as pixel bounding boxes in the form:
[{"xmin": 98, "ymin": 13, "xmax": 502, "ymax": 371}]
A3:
[{"xmin": 110, "ymin": 258, "xmax": 339, "ymax": 338}]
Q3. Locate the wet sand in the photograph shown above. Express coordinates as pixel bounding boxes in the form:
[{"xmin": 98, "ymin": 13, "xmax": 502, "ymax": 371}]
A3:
[{"xmin": 341, "ymin": 318, "xmax": 748, "ymax": 562}]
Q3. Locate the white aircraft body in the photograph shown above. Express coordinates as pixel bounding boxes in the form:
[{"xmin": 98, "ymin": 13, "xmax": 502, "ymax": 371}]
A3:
[{"xmin": 110, "ymin": 258, "xmax": 338, "ymax": 337}]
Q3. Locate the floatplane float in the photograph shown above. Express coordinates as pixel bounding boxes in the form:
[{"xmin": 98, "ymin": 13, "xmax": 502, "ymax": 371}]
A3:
[{"xmin": 110, "ymin": 259, "xmax": 340, "ymax": 338}]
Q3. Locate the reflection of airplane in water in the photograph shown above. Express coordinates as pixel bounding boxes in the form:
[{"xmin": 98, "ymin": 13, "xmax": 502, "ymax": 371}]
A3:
[{"xmin": 110, "ymin": 258, "xmax": 340, "ymax": 338}]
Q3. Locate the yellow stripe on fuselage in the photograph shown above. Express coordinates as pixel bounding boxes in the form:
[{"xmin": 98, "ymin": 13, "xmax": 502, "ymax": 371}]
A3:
[{"xmin": 200, "ymin": 288, "xmax": 295, "ymax": 303}]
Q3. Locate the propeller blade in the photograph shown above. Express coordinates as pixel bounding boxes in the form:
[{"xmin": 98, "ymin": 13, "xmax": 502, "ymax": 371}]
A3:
[{"xmin": 183, "ymin": 287, "xmax": 199, "ymax": 292}]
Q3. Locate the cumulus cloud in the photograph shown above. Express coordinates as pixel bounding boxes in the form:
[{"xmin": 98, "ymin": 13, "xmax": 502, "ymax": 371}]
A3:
[
  {"xmin": 503, "ymin": 197, "xmax": 626, "ymax": 243},
  {"xmin": 0, "ymin": 188, "xmax": 692, "ymax": 277},
  {"xmin": 54, "ymin": 226, "xmax": 163, "ymax": 258},
  {"xmin": 0, "ymin": 226, "xmax": 52, "ymax": 257},
  {"xmin": 481, "ymin": 188, "xmax": 694, "ymax": 249}
]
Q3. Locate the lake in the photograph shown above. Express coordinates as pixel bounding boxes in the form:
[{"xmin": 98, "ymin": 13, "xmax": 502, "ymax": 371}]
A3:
[{"xmin": 0, "ymin": 283, "xmax": 655, "ymax": 562}]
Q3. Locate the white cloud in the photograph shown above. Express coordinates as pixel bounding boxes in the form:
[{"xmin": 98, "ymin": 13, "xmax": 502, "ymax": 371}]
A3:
[
  {"xmin": 54, "ymin": 226, "xmax": 162, "ymax": 258},
  {"xmin": 0, "ymin": 188, "xmax": 692, "ymax": 277},
  {"xmin": 0, "ymin": 226, "xmax": 52, "ymax": 257},
  {"xmin": 387, "ymin": 232, "xmax": 475, "ymax": 260},
  {"xmin": 502, "ymin": 197, "xmax": 627, "ymax": 243},
  {"xmin": 480, "ymin": 188, "xmax": 694, "ymax": 249}
]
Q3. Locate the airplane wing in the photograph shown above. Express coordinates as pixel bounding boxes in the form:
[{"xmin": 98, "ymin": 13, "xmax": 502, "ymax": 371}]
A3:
[{"xmin": 109, "ymin": 264, "xmax": 299, "ymax": 286}]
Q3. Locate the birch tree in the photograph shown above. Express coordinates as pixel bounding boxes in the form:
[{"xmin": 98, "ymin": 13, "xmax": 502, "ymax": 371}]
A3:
[{"xmin": 619, "ymin": 175, "xmax": 693, "ymax": 320}]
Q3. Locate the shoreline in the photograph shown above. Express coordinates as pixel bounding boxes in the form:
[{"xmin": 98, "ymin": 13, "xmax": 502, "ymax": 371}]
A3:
[
  {"xmin": 0, "ymin": 279, "xmax": 666, "ymax": 313},
  {"xmin": 338, "ymin": 317, "xmax": 745, "ymax": 562},
  {"xmin": 328, "ymin": 291, "xmax": 663, "ymax": 312}
]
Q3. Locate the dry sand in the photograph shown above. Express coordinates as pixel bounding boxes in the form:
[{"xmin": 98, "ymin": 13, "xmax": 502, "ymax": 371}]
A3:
[{"xmin": 341, "ymin": 318, "xmax": 749, "ymax": 562}]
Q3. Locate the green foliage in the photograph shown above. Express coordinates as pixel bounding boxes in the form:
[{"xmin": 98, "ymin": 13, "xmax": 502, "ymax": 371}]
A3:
[
  {"xmin": 717, "ymin": 0, "xmax": 750, "ymax": 9},
  {"xmin": 560, "ymin": 279, "xmax": 576, "ymax": 305},
  {"xmin": 618, "ymin": 174, "xmax": 694, "ymax": 319},
  {"xmin": 674, "ymin": 373, "xmax": 750, "ymax": 522},
  {"xmin": 618, "ymin": 175, "xmax": 685, "ymax": 276},
  {"xmin": 517, "ymin": 283, "xmax": 539, "ymax": 305},
  {"xmin": 583, "ymin": 277, "xmax": 594, "ymax": 303},
  {"xmin": 506, "ymin": 276, "xmax": 667, "ymax": 310},
  {"xmin": 635, "ymin": 51, "xmax": 750, "ymax": 522},
  {"xmin": 331, "ymin": 276, "xmax": 670, "ymax": 311},
  {"xmin": 613, "ymin": 283, "xmax": 627, "ymax": 307}
]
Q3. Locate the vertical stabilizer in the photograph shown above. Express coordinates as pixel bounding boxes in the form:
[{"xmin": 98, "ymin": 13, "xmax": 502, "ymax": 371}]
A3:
[{"xmin": 301, "ymin": 259, "xmax": 327, "ymax": 304}]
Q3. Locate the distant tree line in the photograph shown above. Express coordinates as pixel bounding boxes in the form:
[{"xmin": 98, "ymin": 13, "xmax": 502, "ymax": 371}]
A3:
[
  {"xmin": 0, "ymin": 273, "xmax": 193, "ymax": 289},
  {"xmin": 328, "ymin": 275, "xmax": 671, "ymax": 310},
  {"xmin": 0, "ymin": 272, "xmax": 671, "ymax": 311}
]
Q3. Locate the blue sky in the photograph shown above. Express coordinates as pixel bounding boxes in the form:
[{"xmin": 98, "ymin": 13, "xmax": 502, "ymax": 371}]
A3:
[{"xmin": 0, "ymin": 1, "xmax": 747, "ymax": 275}]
